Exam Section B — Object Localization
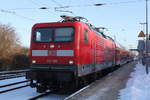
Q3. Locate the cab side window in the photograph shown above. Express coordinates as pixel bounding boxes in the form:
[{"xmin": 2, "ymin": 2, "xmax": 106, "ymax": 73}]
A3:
[{"xmin": 84, "ymin": 29, "xmax": 88, "ymax": 44}]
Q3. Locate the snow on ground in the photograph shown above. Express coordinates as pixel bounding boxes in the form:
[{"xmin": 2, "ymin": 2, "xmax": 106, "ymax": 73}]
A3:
[
  {"xmin": 118, "ymin": 62, "xmax": 150, "ymax": 100},
  {"xmin": 37, "ymin": 94, "xmax": 68, "ymax": 100},
  {"xmin": 0, "ymin": 77, "xmax": 67, "ymax": 100},
  {"xmin": 0, "ymin": 86, "xmax": 67, "ymax": 100},
  {"xmin": 0, "ymin": 82, "xmax": 27, "ymax": 91},
  {"xmin": 0, "ymin": 77, "xmax": 26, "ymax": 86}
]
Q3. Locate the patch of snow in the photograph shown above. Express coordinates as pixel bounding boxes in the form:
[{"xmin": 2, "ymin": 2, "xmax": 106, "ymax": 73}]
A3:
[
  {"xmin": 0, "ymin": 82, "xmax": 27, "ymax": 91},
  {"xmin": 0, "ymin": 86, "xmax": 67, "ymax": 100},
  {"xmin": 118, "ymin": 62, "xmax": 150, "ymax": 100},
  {"xmin": 0, "ymin": 77, "xmax": 26, "ymax": 86},
  {"xmin": 37, "ymin": 94, "xmax": 67, "ymax": 100},
  {"xmin": 0, "ymin": 87, "xmax": 39, "ymax": 100},
  {"xmin": 0, "ymin": 77, "xmax": 67, "ymax": 100}
]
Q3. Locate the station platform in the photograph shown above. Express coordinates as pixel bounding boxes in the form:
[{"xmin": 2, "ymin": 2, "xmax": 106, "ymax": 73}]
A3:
[{"xmin": 66, "ymin": 61, "xmax": 137, "ymax": 100}]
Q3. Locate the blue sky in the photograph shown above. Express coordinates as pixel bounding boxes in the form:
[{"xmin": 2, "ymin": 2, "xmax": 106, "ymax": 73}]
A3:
[{"xmin": 0, "ymin": 0, "xmax": 150, "ymax": 49}]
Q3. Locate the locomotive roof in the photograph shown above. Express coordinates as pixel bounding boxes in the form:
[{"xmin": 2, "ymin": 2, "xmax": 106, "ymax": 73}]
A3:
[
  {"xmin": 34, "ymin": 15, "xmax": 126, "ymax": 47},
  {"xmin": 60, "ymin": 15, "xmax": 88, "ymax": 23},
  {"xmin": 33, "ymin": 19, "xmax": 115, "ymax": 43},
  {"xmin": 33, "ymin": 15, "xmax": 105, "ymax": 35}
]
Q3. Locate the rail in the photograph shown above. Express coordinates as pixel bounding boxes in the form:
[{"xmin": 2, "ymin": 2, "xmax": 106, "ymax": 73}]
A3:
[
  {"xmin": 0, "ymin": 80, "xmax": 30, "ymax": 94},
  {"xmin": 0, "ymin": 69, "xmax": 29, "ymax": 74},
  {"xmin": 0, "ymin": 69, "xmax": 29, "ymax": 80},
  {"xmin": 28, "ymin": 91, "xmax": 54, "ymax": 100}
]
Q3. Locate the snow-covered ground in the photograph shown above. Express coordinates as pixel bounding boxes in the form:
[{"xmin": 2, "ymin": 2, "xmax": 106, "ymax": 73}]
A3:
[
  {"xmin": 0, "ymin": 77, "xmax": 67, "ymax": 100},
  {"xmin": 0, "ymin": 86, "xmax": 67, "ymax": 100},
  {"xmin": 2, "ymin": 62, "xmax": 150, "ymax": 100},
  {"xmin": 0, "ymin": 77, "xmax": 27, "ymax": 92},
  {"xmin": 0, "ymin": 77, "xmax": 26, "ymax": 86},
  {"xmin": 118, "ymin": 62, "xmax": 150, "ymax": 100}
]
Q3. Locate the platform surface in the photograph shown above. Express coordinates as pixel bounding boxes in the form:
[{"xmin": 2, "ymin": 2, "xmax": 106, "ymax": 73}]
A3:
[{"xmin": 67, "ymin": 62, "xmax": 136, "ymax": 100}]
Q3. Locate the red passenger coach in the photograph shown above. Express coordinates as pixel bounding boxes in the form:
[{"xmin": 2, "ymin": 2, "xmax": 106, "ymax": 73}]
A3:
[{"xmin": 26, "ymin": 16, "xmax": 132, "ymax": 93}]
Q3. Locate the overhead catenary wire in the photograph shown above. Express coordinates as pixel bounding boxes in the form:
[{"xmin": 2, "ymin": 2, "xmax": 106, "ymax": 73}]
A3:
[
  {"xmin": 0, "ymin": 0, "xmax": 54, "ymax": 21},
  {"xmin": 26, "ymin": 0, "xmax": 57, "ymax": 16},
  {"xmin": 7, "ymin": 8, "xmax": 44, "ymax": 10},
  {"xmin": 50, "ymin": 0, "xmax": 76, "ymax": 15},
  {"xmin": 108, "ymin": 0, "xmax": 144, "ymax": 5},
  {"xmin": 51, "ymin": 0, "xmax": 63, "ymax": 7},
  {"xmin": 13, "ymin": 13, "xmax": 37, "ymax": 21},
  {"xmin": 28, "ymin": 0, "xmax": 49, "ymax": 7},
  {"xmin": 54, "ymin": 0, "xmax": 146, "ymax": 9},
  {"xmin": 27, "ymin": 0, "xmax": 51, "ymax": 9},
  {"xmin": 0, "ymin": 9, "xmax": 15, "ymax": 14},
  {"xmin": 1, "ymin": 0, "xmax": 147, "ymax": 19},
  {"xmin": 28, "ymin": 0, "xmax": 42, "ymax": 6},
  {"xmin": 3, "ymin": 0, "xmax": 148, "ymax": 11},
  {"xmin": 0, "ymin": 9, "xmax": 37, "ymax": 21}
]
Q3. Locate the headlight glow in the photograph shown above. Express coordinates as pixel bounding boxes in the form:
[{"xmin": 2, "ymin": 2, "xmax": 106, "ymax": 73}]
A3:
[
  {"xmin": 32, "ymin": 60, "xmax": 36, "ymax": 64},
  {"xmin": 69, "ymin": 60, "xmax": 74, "ymax": 64}
]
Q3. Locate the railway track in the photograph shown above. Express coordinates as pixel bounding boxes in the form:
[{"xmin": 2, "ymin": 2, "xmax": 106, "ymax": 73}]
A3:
[
  {"xmin": 0, "ymin": 62, "xmax": 134, "ymax": 100},
  {"xmin": 28, "ymin": 91, "xmax": 53, "ymax": 100},
  {"xmin": 0, "ymin": 80, "xmax": 30, "ymax": 94},
  {"xmin": 26, "ymin": 65, "xmax": 123, "ymax": 100},
  {"xmin": 64, "ymin": 85, "xmax": 90, "ymax": 100},
  {"xmin": 0, "ymin": 69, "xmax": 29, "ymax": 80},
  {"xmin": 28, "ymin": 84, "xmax": 91, "ymax": 100}
]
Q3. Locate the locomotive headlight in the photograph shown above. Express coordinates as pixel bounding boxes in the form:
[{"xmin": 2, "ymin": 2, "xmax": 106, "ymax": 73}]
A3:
[
  {"xmin": 32, "ymin": 60, "xmax": 36, "ymax": 64},
  {"xmin": 50, "ymin": 45, "xmax": 55, "ymax": 48},
  {"xmin": 69, "ymin": 60, "xmax": 74, "ymax": 64}
]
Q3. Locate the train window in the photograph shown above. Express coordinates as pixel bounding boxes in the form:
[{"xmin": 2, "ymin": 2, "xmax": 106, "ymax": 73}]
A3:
[
  {"xmin": 84, "ymin": 29, "xmax": 88, "ymax": 44},
  {"xmin": 35, "ymin": 28, "xmax": 53, "ymax": 42},
  {"xmin": 36, "ymin": 32, "xmax": 41, "ymax": 41},
  {"xmin": 34, "ymin": 27, "xmax": 74, "ymax": 42},
  {"xmin": 54, "ymin": 27, "xmax": 74, "ymax": 42}
]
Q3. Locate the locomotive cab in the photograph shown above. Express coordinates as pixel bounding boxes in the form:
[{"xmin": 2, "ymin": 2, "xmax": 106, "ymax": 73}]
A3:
[{"xmin": 26, "ymin": 17, "xmax": 84, "ymax": 92}]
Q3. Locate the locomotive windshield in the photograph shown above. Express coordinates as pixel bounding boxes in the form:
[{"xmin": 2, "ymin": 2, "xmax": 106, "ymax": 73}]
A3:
[{"xmin": 34, "ymin": 27, "xmax": 74, "ymax": 42}]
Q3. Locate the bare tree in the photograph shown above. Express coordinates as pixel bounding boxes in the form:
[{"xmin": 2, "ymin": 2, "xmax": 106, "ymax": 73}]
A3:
[{"xmin": 0, "ymin": 23, "xmax": 22, "ymax": 70}]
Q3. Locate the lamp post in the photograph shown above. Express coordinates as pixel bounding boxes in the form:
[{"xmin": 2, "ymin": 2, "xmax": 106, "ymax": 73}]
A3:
[
  {"xmin": 145, "ymin": 0, "xmax": 149, "ymax": 74},
  {"xmin": 140, "ymin": 22, "xmax": 146, "ymax": 32}
]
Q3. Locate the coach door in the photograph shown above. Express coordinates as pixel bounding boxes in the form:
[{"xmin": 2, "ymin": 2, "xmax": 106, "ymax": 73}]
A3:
[{"xmin": 92, "ymin": 40, "xmax": 96, "ymax": 72}]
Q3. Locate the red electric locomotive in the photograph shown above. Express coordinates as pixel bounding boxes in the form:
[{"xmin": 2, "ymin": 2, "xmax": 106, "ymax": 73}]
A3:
[{"xmin": 26, "ymin": 16, "xmax": 132, "ymax": 93}]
